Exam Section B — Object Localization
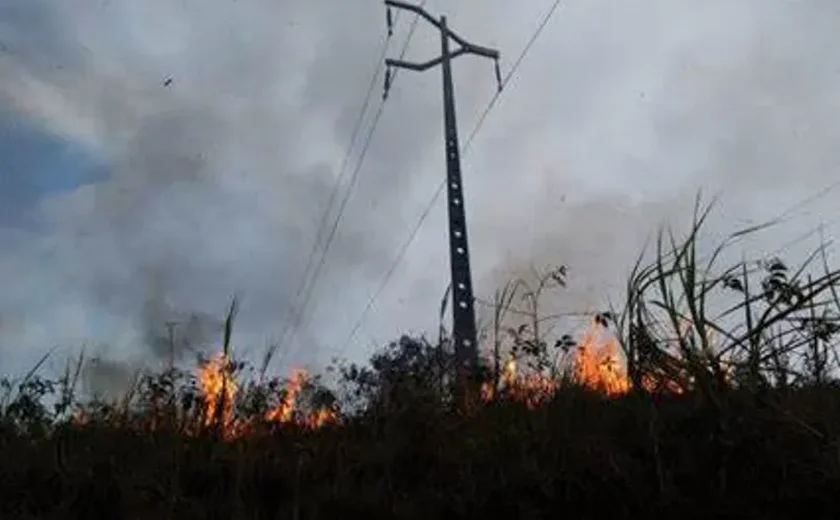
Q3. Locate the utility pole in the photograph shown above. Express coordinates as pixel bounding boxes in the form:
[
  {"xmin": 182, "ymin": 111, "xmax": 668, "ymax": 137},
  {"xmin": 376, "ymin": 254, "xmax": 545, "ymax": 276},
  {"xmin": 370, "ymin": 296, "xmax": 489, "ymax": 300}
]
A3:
[
  {"xmin": 165, "ymin": 321, "xmax": 177, "ymax": 370},
  {"xmin": 383, "ymin": 1, "xmax": 502, "ymax": 392}
]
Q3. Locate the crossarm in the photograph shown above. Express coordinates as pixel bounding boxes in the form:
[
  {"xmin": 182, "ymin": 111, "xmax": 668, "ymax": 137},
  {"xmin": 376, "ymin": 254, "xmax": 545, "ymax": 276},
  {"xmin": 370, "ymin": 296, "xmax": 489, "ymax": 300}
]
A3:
[
  {"xmin": 385, "ymin": 1, "xmax": 499, "ymax": 61},
  {"xmin": 386, "ymin": 48, "xmax": 468, "ymax": 71},
  {"xmin": 385, "ymin": 1, "xmax": 440, "ymax": 31}
]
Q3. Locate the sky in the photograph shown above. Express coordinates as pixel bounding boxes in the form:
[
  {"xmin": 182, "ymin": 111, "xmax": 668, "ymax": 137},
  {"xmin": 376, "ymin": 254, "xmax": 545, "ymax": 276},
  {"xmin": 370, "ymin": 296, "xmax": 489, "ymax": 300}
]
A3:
[{"xmin": 1, "ymin": 0, "xmax": 840, "ymax": 382}]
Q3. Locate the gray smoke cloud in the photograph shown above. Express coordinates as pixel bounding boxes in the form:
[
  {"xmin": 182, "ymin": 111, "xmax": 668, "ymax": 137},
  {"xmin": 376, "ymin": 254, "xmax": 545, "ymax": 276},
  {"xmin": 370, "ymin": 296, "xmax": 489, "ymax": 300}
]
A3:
[
  {"xmin": 1, "ymin": 0, "xmax": 839, "ymax": 380},
  {"xmin": 81, "ymin": 354, "xmax": 139, "ymax": 401}
]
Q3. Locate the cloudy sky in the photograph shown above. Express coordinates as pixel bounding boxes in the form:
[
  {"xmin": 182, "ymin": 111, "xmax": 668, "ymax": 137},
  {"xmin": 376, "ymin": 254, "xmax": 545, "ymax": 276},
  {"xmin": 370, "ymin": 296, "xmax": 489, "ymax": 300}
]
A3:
[{"xmin": 1, "ymin": 0, "xmax": 840, "ymax": 378}]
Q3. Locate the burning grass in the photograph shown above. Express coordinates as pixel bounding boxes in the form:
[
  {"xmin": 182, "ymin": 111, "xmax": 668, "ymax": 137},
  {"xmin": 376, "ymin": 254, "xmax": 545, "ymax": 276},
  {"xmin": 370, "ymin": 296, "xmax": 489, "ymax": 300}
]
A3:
[
  {"xmin": 195, "ymin": 356, "xmax": 338, "ymax": 439},
  {"xmin": 2, "ymin": 200, "xmax": 840, "ymax": 517}
]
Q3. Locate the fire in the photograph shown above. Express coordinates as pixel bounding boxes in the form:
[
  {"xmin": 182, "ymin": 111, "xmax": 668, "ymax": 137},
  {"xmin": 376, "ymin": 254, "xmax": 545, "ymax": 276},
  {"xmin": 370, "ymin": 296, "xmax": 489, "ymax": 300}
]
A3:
[
  {"xmin": 479, "ymin": 356, "xmax": 558, "ymax": 409},
  {"xmin": 188, "ymin": 354, "xmax": 339, "ymax": 440},
  {"xmin": 480, "ymin": 319, "xmax": 632, "ymax": 406},
  {"xmin": 481, "ymin": 318, "xmax": 699, "ymax": 406},
  {"xmin": 198, "ymin": 353, "xmax": 238, "ymax": 429},
  {"xmin": 68, "ymin": 318, "xmax": 705, "ymax": 435},
  {"xmin": 263, "ymin": 369, "xmax": 306, "ymax": 424},
  {"xmin": 66, "ymin": 352, "xmax": 337, "ymax": 439},
  {"xmin": 573, "ymin": 323, "xmax": 632, "ymax": 397},
  {"xmin": 500, "ymin": 358, "xmax": 559, "ymax": 407},
  {"xmin": 261, "ymin": 368, "xmax": 337, "ymax": 428}
]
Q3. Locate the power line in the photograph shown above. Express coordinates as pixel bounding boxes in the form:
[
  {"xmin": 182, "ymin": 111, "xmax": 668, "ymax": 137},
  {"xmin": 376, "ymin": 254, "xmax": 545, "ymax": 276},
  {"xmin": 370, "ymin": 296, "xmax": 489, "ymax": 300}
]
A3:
[
  {"xmin": 776, "ymin": 179, "xmax": 840, "ymax": 223},
  {"xmin": 276, "ymin": 32, "xmax": 394, "ymax": 353},
  {"xmin": 767, "ymin": 212, "xmax": 840, "ymax": 258},
  {"xmin": 278, "ymin": 4, "xmax": 427, "ymax": 365},
  {"xmin": 337, "ymin": 0, "xmax": 565, "ymax": 357},
  {"xmin": 693, "ymin": 180, "xmax": 840, "ymax": 267}
]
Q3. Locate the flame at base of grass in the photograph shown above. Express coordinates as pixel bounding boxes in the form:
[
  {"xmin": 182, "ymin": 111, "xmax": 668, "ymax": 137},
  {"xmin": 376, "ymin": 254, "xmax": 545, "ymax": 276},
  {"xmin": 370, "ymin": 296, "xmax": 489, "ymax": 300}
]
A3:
[
  {"xmin": 479, "ymin": 358, "xmax": 559, "ymax": 408},
  {"xmin": 263, "ymin": 369, "xmax": 338, "ymax": 429},
  {"xmin": 574, "ymin": 324, "xmax": 632, "ymax": 397},
  {"xmin": 67, "ymin": 355, "xmax": 337, "ymax": 439},
  {"xmin": 480, "ymin": 320, "xmax": 632, "ymax": 406},
  {"xmin": 198, "ymin": 355, "xmax": 338, "ymax": 440},
  {"xmin": 69, "ymin": 321, "xmax": 702, "ymax": 436},
  {"xmin": 199, "ymin": 354, "xmax": 239, "ymax": 430},
  {"xmin": 482, "ymin": 319, "xmax": 697, "ymax": 406}
]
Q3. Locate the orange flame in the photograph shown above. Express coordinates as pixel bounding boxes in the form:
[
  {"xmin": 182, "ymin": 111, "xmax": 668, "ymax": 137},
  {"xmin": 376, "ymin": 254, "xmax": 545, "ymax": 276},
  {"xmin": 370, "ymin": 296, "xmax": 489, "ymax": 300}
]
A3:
[
  {"xmin": 196, "ymin": 355, "xmax": 337, "ymax": 440},
  {"xmin": 480, "ymin": 318, "xmax": 697, "ymax": 405},
  {"xmin": 68, "ymin": 319, "xmax": 707, "ymax": 435},
  {"xmin": 198, "ymin": 353, "xmax": 239, "ymax": 429},
  {"xmin": 263, "ymin": 369, "xmax": 306, "ymax": 424},
  {"xmin": 573, "ymin": 323, "xmax": 632, "ymax": 396},
  {"xmin": 262, "ymin": 368, "xmax": 337, "ymax": 427}
]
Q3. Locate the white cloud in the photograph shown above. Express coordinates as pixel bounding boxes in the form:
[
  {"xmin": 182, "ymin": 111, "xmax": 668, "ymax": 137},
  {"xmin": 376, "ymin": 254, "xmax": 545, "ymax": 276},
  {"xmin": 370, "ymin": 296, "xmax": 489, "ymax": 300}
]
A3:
[{"xmin": 1, "ymin": 0, "xmax": 839, "ymax": 377}]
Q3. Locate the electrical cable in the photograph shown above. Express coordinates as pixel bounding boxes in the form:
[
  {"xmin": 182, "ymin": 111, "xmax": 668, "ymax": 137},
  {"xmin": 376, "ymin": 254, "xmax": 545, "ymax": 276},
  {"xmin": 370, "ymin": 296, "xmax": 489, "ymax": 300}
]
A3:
[
  {"xmin": 275, "ymin": 34, "xmax": 394, "ymax": 353},
  {"xmin": 278, "ymin": 4, "xmax": 428, "ymax": 365}
]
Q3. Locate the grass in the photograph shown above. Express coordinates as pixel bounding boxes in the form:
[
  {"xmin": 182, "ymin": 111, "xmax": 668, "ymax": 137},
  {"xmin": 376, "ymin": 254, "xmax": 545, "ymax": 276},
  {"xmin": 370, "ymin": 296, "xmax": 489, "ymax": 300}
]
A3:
[{"xmin": 2, "ymin": 199, "xmax": 840, "ymax": 518}]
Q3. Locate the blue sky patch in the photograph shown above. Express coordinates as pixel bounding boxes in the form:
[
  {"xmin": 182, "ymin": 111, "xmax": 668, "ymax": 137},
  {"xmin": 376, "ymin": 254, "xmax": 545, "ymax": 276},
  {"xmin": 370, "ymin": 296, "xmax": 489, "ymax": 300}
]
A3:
[{"xmin": 0, "ymin": 111, "xmax": 105, "ymax": 228}]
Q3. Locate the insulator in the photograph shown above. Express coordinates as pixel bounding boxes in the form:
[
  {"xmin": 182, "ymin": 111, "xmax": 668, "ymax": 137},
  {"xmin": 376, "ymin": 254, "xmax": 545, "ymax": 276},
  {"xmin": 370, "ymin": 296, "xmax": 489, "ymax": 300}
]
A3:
[
  {"xmin": 494, "ymin": 59, "xmax": 503, "ymax": 92},
  {"xmin": 387, "ymin": 8, "xmax": 394, "ymax": 37}
]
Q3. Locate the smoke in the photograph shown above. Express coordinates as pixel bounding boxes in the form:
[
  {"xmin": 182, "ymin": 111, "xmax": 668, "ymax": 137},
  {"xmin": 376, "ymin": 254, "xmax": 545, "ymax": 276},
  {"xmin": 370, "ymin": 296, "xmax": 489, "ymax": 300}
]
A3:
[
  {"xmin": 1, "ymin": 0, "xmax": 840, "ymax": 377},
  {"xmin": 138, "ymin": 277, "xmax": 224, "ymax": 363},
  {"xmin": 81, "ymin": 355, "xmax": 139, "ymax": 401},
  {"xmin": 0, "ymin": 0, "xmax": 440, "ymax": 373}
]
